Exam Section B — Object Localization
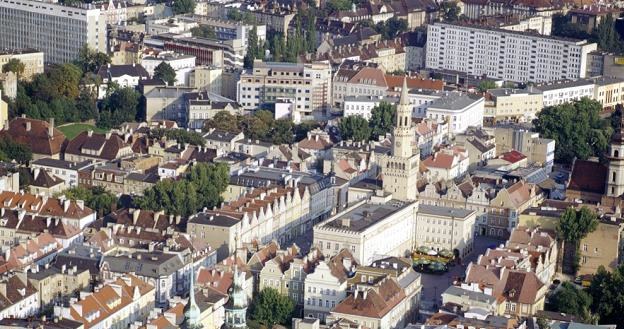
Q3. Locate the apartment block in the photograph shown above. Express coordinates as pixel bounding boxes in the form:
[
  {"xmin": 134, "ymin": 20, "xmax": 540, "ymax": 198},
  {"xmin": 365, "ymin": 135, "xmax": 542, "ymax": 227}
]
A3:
[
  {"xmin": 238, "ymin": 60, "xmax": 332, "ymax": 121},
  {"xmin": 426, "ymin": 22, "xmax": 597, "ymax": 83},
  {"xmin": 485, "ymin": 87, "xmax": 543, "ymax": 123},
  {"xmin": 533, "ymin": 79, "xmax": 595, "ymax": 107},
  {"xmin": 494, "ymin": 126, "xmax": 555, "ymax": 170},
  {"xmin": 0, "ymin": 49, "xmax": 44, "ymax": 80},
  {"xmin": 0, "ymin": 0, "xmax": 106, "ymax": 63},
  {"xmin": 415, "ymin": 205, "xmax": 477, "ymax": 257}
]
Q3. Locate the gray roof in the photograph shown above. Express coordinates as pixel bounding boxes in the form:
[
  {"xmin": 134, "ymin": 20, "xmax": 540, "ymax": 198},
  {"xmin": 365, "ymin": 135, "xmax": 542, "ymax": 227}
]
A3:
[
  {"xmin": 144, "ymin": 86, "xmax": 196, "ymax": 99},
  {"xmin": 31, "ymin": 158, "xmax": 93, "ymax": 170},
  {"xmin": 204, "ymin": 129, "xmax": 240, "ymax": 142},
  {"xmin": 229, "ymin": 167, "xmax": 335, "ymax": 195},
  {"xmin": 320, "ymin": 200, "xmax": 414, "ymax": 233},
  {"xmin": 418, "ymin": 204, "xmax": 475, "ymax": 219},
  {"xmin": 533, "ymin": 79, "xmax": 594, "ymax": 92},
  {"xmin": 102, "ymin": 252, "xmax": 185, "ymax": 278},
  {"xmin": 98, "ymin": 64, "xmax": 149, "ymax": 79},
  {"xmin": 189, "ymin": 212, "xmax": 239, "ymax": 227},
  {"xmin": 488, "ymin": 88, "xmax": 541, "ymax": 97},
  {"xmin": 442, "ymin": 285, "xmax": 497, "ymax": 304},
  {"xmin": 343, "ymin": 95, "xmax": 399, "ymax": 103},
  {"xmin": 428, "ymin": 92, "xmax": 483, "ymax": 111}
]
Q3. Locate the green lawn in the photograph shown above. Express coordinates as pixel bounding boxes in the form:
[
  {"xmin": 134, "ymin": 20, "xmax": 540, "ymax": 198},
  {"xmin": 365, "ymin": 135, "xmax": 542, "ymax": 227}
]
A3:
[{"xmin": 58, "ymin": 123, "xmax": 107, "ymax": 140}]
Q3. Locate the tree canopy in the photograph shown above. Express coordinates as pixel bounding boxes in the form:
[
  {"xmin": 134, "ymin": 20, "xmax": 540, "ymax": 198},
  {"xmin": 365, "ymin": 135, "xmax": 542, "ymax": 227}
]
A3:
[
  {"xmin": 440, "ymin": 1, "xmax": 461, "ymax": 22},
  {"xmin": 172, "ymin": 0, "xmax": 195, "ymax": 14},
  {"xmin": 190, "ymin": 25, "xmax": 216, "ymax": 39},
  {"xmin": 478, "ymin": 80, "xmax": 497, "ymax": 92},
  {"xmin": 135, "ymin": 163, "xmax": 229, "ymax": 217},
  {"xmin": 588, "ymin": 265, "xmax": 624, "ymax": 325},
  {"xmin": 339, "ymin": 116, "xmax": 372, "ymax": 141},
  {"xmin": 558, "ymin": 207, "xmax": 599, "ymax": 243},
  {"xmin": 0, "ymin": 136, "xmax": 32, "ymax": 164},
  {"xmin": 369, "ymin": 102, "xmax": 397, "ymax": 139},
  {"xmin": 149, "ymin": 128, "xmax": 206, "ymax": 147},
  {"xmin": 2, "ymin": 59, "xmax": 25, "ymax": 77},
  {"xmin": 532, "ymin": 98, "xmax": 612, "ymax": 163},
  {"xmin": 154, "ymin": 62, "xmax": 176, "ymax": 86},
  {"xmin": 76, "ymin": 44, "xmax": 111, "ymax": 74},
  {"xmin": 97, "ymin": 86, "xmax": 141, "ymax": 129},
  {"xmin": 62, "ymin": 186, "xmax": 118, "ymax": 217},
  {"xmin": 375, "ymin": 17, "xmax": 408, "ymax": 40},
  {"xmin": 549, "ymin": 282, "xmax": 593, "ymax": 322},
  {"xmin": 251, "ymin": 288, "xmax": 294, "ymax": 327}
]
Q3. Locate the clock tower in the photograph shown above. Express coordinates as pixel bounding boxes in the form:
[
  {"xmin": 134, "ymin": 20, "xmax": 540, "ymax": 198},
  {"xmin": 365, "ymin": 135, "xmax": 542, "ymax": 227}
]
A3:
[{"xmin": 380, "ymin": 77, "xmax": 420, "ymax": 201}]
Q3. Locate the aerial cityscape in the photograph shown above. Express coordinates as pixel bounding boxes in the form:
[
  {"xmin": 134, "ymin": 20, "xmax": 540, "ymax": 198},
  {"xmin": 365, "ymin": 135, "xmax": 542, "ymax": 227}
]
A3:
[{"xmin": 0, "ymin": 0, "xmax": 623, "ymax": 328}]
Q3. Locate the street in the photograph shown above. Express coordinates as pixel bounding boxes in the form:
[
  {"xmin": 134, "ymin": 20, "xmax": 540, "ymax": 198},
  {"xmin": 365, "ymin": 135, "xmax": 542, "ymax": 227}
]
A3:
[{"xmin": 418, "ymin": 235, "xmax": 503, "ymax": 312}]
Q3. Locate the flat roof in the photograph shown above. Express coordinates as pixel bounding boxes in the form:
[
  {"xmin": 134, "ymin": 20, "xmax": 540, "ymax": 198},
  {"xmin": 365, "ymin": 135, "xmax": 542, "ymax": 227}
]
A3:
[
  {"xmin": 428, "ymin": 92, "xmax": 483, "ymax": 111},
  {"xmin": 418, "ymin": 204, "xmax": 474, "ymax": 219},
  {"xmin": 319, "ymin": 200, "xmax": 413, "ymax": 233}
]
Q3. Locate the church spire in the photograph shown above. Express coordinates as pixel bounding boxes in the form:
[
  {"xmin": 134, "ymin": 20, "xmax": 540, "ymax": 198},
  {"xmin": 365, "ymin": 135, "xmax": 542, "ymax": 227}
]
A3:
[
  {"xmin": 184, "ymin": 268, "xmax": 201, "ymax": 328},
  {"xmin": 399, "ymin": 75, "xmax": 409, "ymax": 106}
]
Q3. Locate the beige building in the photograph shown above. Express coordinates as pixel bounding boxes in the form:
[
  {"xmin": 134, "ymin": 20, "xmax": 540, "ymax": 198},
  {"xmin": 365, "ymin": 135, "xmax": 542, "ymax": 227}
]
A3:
[
  {"xmin": 494, "ymin": 126, "xmax": 556, "ymax": 170},
  {"xmin": 416, "ymin": 205, "xmax": 477, "ymax": 257},
  {"xmin": 0, "ymin": 91, "xmax": 7, "ymax": 127},
  {"xmin": 485, "ymin": 88, "xmax": 543, "ymax": 123},
  {"xmin": 368, "ymin": 47, "xmax": 407, "ymax": 73},
  {"xmin": 190, "ymin": 66, "xmax": 223, "ymax": 95},
  {"xmin": 0, "ymin": 50, "xmax": 44, "ymax": 80},
  {"xmin": 592, "ymin": 76, "xmax": 624, "ymax": 109},
  {"xmin": 28, "ymin": 264, "xmax": 90, "ymax": 308},
  {"xmin": 313, "ymin": 196, "xmax": 417, "ymax": 265}
]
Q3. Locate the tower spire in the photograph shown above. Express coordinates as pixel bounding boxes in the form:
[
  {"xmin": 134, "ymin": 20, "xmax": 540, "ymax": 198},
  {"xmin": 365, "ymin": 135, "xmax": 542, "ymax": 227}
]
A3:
[
  {"xmin": 400, "ymin": 76, "xmax": 409, "ymax": 106},
  {"xmin": 185, "ymin": 267, "xmax": 201, "ymax": 328}
]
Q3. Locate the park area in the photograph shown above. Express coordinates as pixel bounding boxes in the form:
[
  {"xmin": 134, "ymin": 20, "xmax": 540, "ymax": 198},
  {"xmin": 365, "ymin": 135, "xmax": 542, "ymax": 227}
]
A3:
[
  {"xmin": 412, "ymin": 246, "xmax": 455, "ymax": 274},
  {"xmin": 58, "ymin": 123, "xmax": 106, "ymax": 139}
]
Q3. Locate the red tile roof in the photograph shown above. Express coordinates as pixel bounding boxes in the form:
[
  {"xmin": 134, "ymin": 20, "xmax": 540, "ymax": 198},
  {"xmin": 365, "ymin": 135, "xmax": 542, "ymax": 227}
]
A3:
[
  {"xmin": 568, "ymin": 160, "xmax": 607, "ymax": 195},
  {"xmin": 1, "ymin": 117, "xmax": 66, "ymax": 156}
]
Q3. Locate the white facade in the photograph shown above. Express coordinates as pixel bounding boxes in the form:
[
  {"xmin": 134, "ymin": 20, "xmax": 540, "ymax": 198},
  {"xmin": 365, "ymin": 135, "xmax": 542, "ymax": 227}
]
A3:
[
  {"xmin": 415, "ymin": 204, "xmax": 477, "ymax": 257},
  {"xmin": 534, "ymin": 79, "xmax": 595, "ymax": 107},
  {"xmin": 238, "ymin": 61, "xmax": 332, "ymax": 120},
  {"xmin": 343, "ymin": 96, "xmax": 398, "ymax": 119},
  {"xmin": 303, "ymin": 260, "xmax": 349, "ymax": 321},
  {"xmin": 425, "ymin": 93, "xmax": 485, "ymax": 134},
  {"xmin": 142, "ymin": 52, "xmax": 197, "ymax": 86},
  {"xmin": 313, "ymin": 198, "xmax": 417, "ymax": 265},
  {"xmin": 426, "ymin": 23, "xmax": 597, "ymax": 83},
  {"xmin": 408, "ymin": 91, "xmax": 444, "ymax": 118},
  {"xmin": 0, "ymin": 0, "xmax": 106, "ymax": 63}
]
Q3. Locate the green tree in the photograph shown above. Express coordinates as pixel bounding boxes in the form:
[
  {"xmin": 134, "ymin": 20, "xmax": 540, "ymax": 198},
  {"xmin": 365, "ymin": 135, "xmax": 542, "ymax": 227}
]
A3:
[
  {"xmin": 295, "ymin": 120, "xmax": 320, "ymax": 140},
  {"xmin": 593, "ymin": 13, "xmax": 622, "ymax": 53},
  {"xmin": 375, "ymin": 17, "xmax": 408, "ymax": 40},
  {"xmin": 98, "ymin": 87, "xmax": 141, "ymax": 128},
  {"xmin": 190, "ymin": 25, "xmax": 216, "ymax": 39},
  {"xmin": 76, "ymin": 44, "xmax": 111, "ymax": 73},
  {"xmin": 63, "ymin": 186, "xmax": 118, "ymax": 217},
  {"xmin": 149, "ymin": 128, "xmax": 206, "ymax": 146},
  {"xmin": 326, "ymin": 0, "xmax": 352, "ymax": 13},
  {"xmin": 251, "ymin": 288, "xmax": 294, "ymax": 327},
  {"xmin": 172, "ymin": 0, "xmax": 195, "ymax": 14},
  {"xmin": 588, "ymin": 265, "xmax": 624, "ymax": 325},
  {"xmin": 550, "ymin": 282, "xmax": 593, "ymax": 321},
  {"xmin": 369, "ymin": 102, "xmax": 396, "ymax": 139},
  {"xmin": 339, "ymin": 116, "xmax": 371, "ymax": 141},
  {"xmin": 244, "ymin": 25, "xmax": 260, "ymax": 69},
  {"xmin": 2, "ymin": 58, "xmax": 25, "ymax": 78},
  {"xmin": 558, "ymin": 207, "xmax": 599, "ymax": 274},
  {"xmin": 306, "ymin": 11, "xmax": 317, "ymax": 53},
  {"xmin": 440, "ymin": 1, "xmax": 461, "ymax": 22},
  {"xmin": 203, "ymin": 111, "xmax": 242, "ymax": 133},
  {"xmin": 536, "ymin": 316, "xmax": 550, "ymax": 329},
  {"xmin": 533, "ymin": 98, "xmax": 612, "ymax": 163},
  {"xmin": 0, "ymin": 136, "xmax": 32, "ymax": 164},
  {"xmin": 272, "ymin": 119, "xmax": 295, "ymax": 144},
  {"xmin": 153, "ymin": 62, "xmax": 176, "ymax": 86},
  {"xmin": 227, "ymin": 8, "xmax": 243, "ymax": 21},
  {"xmin": 552, "ymin": 14, "xmax": 592, "ymax": 40},
  {"xmin": 478, "ymin": 80, "xmax": 497, "ymax": 92}
]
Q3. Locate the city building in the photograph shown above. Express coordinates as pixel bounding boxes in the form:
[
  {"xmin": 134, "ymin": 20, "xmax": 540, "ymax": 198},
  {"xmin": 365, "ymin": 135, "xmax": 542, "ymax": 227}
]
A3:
[
  {"xmin": 142, "ymin": 51, "xmax": 197, "ymax": 86},
  {"xmin": 64, "ymin": 131, "xmax": 133, "ymax": 162},
  {"xmin": 494, "ymin": 126, "xmax": 556, "ymax": 170},
  {"xmin": 237, "ymin": 60, "xmax": 332, "ymax": 122},
  {"xmin": 461, "ymin": 0, "xmax": 563, "ymax": 19},
  {"xmin": 313, "ymin": 196, "xmax": 417, "ymax": 265},
  {"xmin": 0, "ymin": 0, "xmax": 106, "ymax": 63},
  {"xmin": 485, "ymin": 88, "xmax": 543, "ymax": 123},
  {"xmin": 422, "ymin": 147, "xmax": 470, "ymax": 182},
  {"xmin": 96, "ymin": 63, "xmax": 150, "ymax": 99},
  {"xmin": 379, "ymin": 78, "xmax": 420, "ymax": 201},
  {"xmin": 425, "ymin": 92, "xmax": 484, "ymax": 134},
  {"xmin": 415, "ymin": 204, "xmax": 477, "ymax": 257},
  {"xmin": 30, "ymin": 158, "xmax": 93, "ymax": 188},
  {"xmin": 190, "ymin": 66, "xmax": 223, "ymax": 95},
  {"xmin": 343, "ymin": 96, "xmax": 399, "ymax": 120},
  {"xmin": 1, "ymin": 117, "xmax": 66, "ymax": 160},
  {"xmin": 28, "ymin": 264, "xmax": 90, "ymax": 309},
  {"xmin": 0, "ymin": 272, "xmax": 39, "ymax": 320},
  {"xmin": 426, "ymin": 22, "xmax": 597, "ymax": 83},
  {"xmin": 186, "ymin": 91, "xmax": 241, "ymax": 129},
  {"xmin": 0, "ymin": 49, "xmax": 44, "ymax": 80},
  {"xmin": 533, "ymin": 79, "xmax": 595, "ymax": 107},
  {"xmin": 592, "ymin": 76, "xmax": 624, "ymax": 108}
]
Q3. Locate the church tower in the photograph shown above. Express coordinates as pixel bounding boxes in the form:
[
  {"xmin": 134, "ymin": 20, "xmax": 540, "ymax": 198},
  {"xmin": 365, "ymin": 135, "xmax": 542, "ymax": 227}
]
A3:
[
  {"xmin": 184, "ymin": 268, "xmax": 203, "ymax": 329},
  {"xmin": 380, "ymin": 77, "xmax": 420, "ymax": 201},
  {"xmin": 607, "ymin": 116, "xmax": 624, "ymax": 197},
  {"xmin": 224, "ymin": 267, "xmax": 248, "ymax": 329}
]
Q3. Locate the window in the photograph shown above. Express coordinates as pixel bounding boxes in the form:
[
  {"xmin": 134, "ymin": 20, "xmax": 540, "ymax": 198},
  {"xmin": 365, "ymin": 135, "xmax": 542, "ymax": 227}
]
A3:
[{"xmin": 583, "ymin": 244, "xmax": 588, "ymax": 252}]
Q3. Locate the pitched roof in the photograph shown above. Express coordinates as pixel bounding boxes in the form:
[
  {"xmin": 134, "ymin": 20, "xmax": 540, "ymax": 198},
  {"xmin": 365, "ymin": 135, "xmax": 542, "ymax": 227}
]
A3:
[
  {"xmin": 97, "ymin": 64, "xmax": 149, "ymax": 79},
  {"xmin": 1, "ymin": 117, "xmax": 66, "ymax": 156},
  {"xmin": 31, "ymin": 169, "xmax": 63, "ymax": 188},
  {"xmin": 385, "ymin": 74, "xmax": 444, "ymax": 91},
  {"xmin": 332, "ymin": 277, "xmax": 406, "ymax": 319},
  {"xmin": 65, "ymin": 131, "xmax": 130, "ymax": 161},
  {"xmin": 568, "ymin": 160, "xmax": 607, "ymax": 195}
]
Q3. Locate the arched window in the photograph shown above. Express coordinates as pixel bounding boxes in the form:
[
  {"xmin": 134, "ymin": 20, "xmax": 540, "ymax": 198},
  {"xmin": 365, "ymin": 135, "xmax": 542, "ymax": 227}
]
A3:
[
  {"xmin": 615, "ymin": 150, "xmax": 620, "ymax": 158},
  {"xmin": 613, "ymin": 171, "xmax": 617, "ymax": 182}
]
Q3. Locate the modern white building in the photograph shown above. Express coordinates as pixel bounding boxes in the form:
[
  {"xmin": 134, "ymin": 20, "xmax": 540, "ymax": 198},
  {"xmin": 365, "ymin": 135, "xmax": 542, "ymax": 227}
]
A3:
[
  {"xmin": 142, "ymin": 52, "xmax": 197, "ymax": 86},
  {"xmin": 533, "ymin": 79, "xmax": 595, "ymax": 107},
  {"xmin": 425, "ymin": 92, "xmax": 485, "ymax": 134},
  {"xmin": 426, "ymin": 22, "xmax": 597, "ymax": 83},
  {"xmin": 343, "ymin": 96, "xmax": 398, "ymax": 119},
  {"xmin": 237, "ymin": 60, "xmax": 332, "ymax": 121},
  {"xmin": 0, "ymin": 0, "xmax": 106, "ymax": 63},
  {"xmin": 415, "ymin": 204, "xmax": 477, "ymax": 257},
  {"xmin": 313, "ymin": 196, "xmax": 417, "ymax": 265}
]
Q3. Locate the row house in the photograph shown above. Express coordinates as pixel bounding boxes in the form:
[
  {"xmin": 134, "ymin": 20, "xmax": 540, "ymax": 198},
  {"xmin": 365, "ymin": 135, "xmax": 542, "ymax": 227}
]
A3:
[
  {"xmin": 188, "ymin": 185, "xmax": 310, "ymax": 261},
  {"xmin": 61, "ymin": 274, "xmax": 155, "ymax": 329},
  {"xmin": 323, "ymin": 140, "xmax": 379, "ymax": 183},
  {"xmin": 0, "ymin": 232, "xmax": 63, "ymax": 274},
  {"xmin": 0, "ymin": 209, "xmax": 82, "ymax": 248},
  {"xmin": 259, "ymin": 248, "xmax": 324, "ymax": 311},
  {"xmin": 0, "ymin": 272, "xmax": 39, "ymax": 320},
  {"xmin": 28, "ymin": 263, "xmax": 91, "ymax": 309},
  {"xmin": 304, "ymin": 249, "xmax": 358, "ymax": 322},
  {"xmin": 0, "ymin": 117, "xmax": 66, "ymax": 160},
  {"xmin": 418, "ymin": 178, "xmax": 543, "ymax": 238},
  {"xmin": 64, "ymin": 131, "xmax": 134, "ymax": 163}
]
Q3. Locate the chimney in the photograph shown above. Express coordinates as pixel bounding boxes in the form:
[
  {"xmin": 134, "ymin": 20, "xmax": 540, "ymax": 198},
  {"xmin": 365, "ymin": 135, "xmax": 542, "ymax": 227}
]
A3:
[
  {"xmin": 133, "ymin": 209, "xmax": 140, "ymax": 225},
  {"xmin": 25, "ymin": 121, "xmax": 31, "ymax": 132},
  {"xmin": 48, "ymin": 118, "xmax": 54, "ymax": 137}
]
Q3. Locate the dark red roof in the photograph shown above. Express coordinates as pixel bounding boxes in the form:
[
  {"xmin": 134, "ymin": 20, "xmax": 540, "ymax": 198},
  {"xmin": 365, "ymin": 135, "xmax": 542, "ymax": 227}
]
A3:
[
  {"xmin": 568, "ymin": 160, "xmax": 607, "ymax": 195},
  {"xmin": 500, "ymin": 150, "xmax": 527, "ymax": 164},
  {"xmin": 1, "ymin": 117, "xmax": 66, "ymax": 156}
]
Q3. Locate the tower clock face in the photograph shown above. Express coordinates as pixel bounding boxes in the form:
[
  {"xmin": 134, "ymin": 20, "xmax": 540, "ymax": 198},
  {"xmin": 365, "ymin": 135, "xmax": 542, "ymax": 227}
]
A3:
[{"xmin": 396, "ymin": 142, "xmax": 401, "ymax": 148}]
